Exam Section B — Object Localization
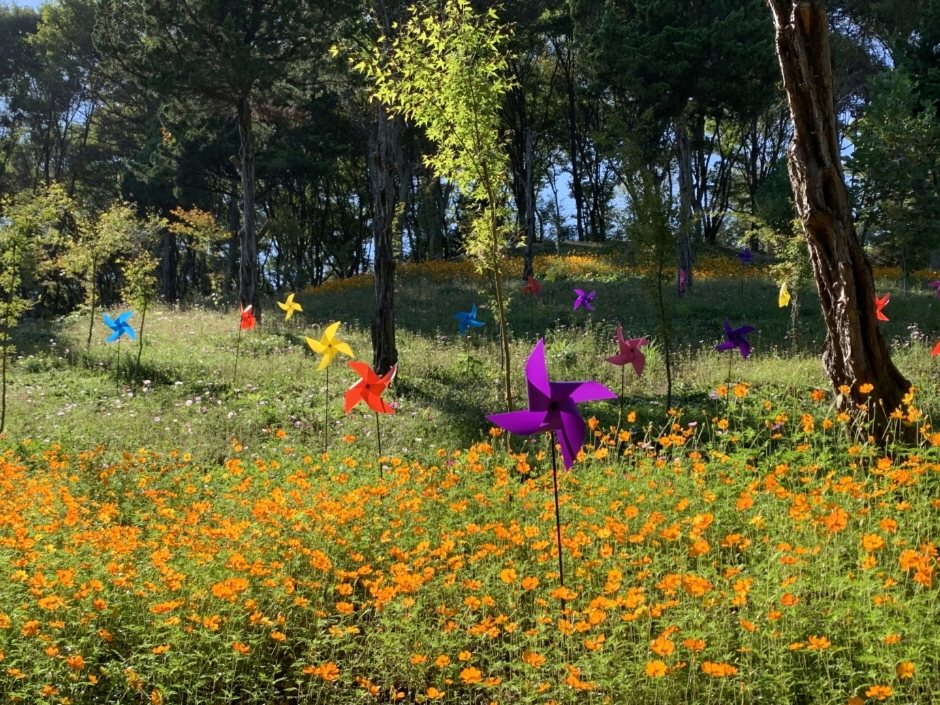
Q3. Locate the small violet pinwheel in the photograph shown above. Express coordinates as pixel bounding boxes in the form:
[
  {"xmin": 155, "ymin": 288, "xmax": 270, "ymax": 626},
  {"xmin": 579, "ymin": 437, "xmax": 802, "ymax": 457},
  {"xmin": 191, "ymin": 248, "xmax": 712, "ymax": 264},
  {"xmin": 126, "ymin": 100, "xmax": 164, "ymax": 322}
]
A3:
[
  {"xmin": 240, "ymin": 305, "xmax": 256, "ymax": 330},
  {"xmin": 875, "ymin": 293, "xmax": 890, "ymax": 322},
  {"xmin": 929, "ymin": 281, "xmax": 940, "ymax": 298},
  {"xmin": 522, "ymin": 276, "xmax": 542, "ymax": 297},
  {"xmin": 573, "ymin": 289, "xmax": 595, "ymax": 310},
  {"xmin": 678, "ymin": 268, "xmax": 687, "ymax": 293},
  {"xmin": 737, "ymin": 248, "xmax": 754, "ymax": 264},
  {"xmin": 486, "ymin": 339, "xmax": 616, "ymax": 470},
  {"xmin": 715, "ymin": 319, "xmax": 754, "ymax": 360},
  {"xmin": 277, "ymin": 293, "xmax": 303, "ymax": 320},
  {"xmin": 103, "ymin": 312, "xmax": 135, "ymax": 342},
  {"xmin": 606, "ymin": 325, "xmax": 647, "ymax": 378},
  {"xmin": 454, "ymin": 304, "xmax": 485, "ymax": 335},
  {"xmin": 305, "ymin": 322, "xmax": 354, "ymax": 371}
]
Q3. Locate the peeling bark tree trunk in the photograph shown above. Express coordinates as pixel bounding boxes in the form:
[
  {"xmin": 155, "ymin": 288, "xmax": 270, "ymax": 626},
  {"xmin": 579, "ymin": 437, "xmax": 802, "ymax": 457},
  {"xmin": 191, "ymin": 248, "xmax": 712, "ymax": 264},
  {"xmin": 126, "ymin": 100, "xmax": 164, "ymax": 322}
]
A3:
[
  {"xmin": 370, "ymin": 103, "xmax": 399, "ymax": 376},
  {"xmin": 675, "ymin": 113, "xmax": 694, "ymax": 293},
  {"xmin": 766, "ymin": 0, "xmax": 910, "ymax": 437},
  {"xmin": 236, "ymin": 98, "xmax": 260, "ymax": 319},
  {"xmin": 522, "ymin": 128, "xmax": 535, "ymax": 280}
]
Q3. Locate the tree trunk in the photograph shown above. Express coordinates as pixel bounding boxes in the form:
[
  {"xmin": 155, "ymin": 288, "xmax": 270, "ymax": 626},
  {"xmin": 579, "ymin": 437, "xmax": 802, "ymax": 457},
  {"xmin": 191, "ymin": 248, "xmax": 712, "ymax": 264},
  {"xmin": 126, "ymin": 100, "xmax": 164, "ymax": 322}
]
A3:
[
  {"xmin": 236, "ymin": 98, "xmax": 260, "ymax": 319},
  {"xmin": 766, "ymin": 0, "xmax": 910, "ymax": 436},
  {"xmin": 675, "ymin": 112, "xmax": 694, "ymax": 293},
  {"xmin": 522, "ymin": 128, "xmax": 535, "ymax": 280},
  {"xmin": 370, "ymin": 102, "xmax": 399, "ymax": 376},
  {"xmin": 161, "ymin": 228, "xmax": 178, "ymax": 303}
]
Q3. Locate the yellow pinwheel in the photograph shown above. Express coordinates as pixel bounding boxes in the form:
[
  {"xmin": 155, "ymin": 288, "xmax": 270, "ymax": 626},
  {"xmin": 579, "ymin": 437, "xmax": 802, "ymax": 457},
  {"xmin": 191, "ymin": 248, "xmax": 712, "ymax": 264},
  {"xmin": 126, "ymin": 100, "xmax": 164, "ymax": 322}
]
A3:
[
  {"xmin": 277, "ymin": 293, "xmax": 303, "ymax": 320},
  {"xmin": 778, "ymin": 282, "xmax": 791, "ymax": 307},
  {"xmin": 305, "ymin": 322, "xmax": 354, "ymax": 370}
]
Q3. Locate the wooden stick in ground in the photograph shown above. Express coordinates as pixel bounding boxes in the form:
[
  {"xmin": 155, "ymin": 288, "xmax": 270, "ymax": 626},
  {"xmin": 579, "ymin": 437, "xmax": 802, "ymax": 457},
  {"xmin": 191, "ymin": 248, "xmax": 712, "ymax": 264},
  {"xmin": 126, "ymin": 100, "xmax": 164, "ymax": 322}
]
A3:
[
  {"xmin": 233, "ymin": 318, "xmax": 243, "ymax": 386},
  {"xmin": 550, "ymin": 433, "xmax": 566, "ymax": 612},
  {"xmin": 376, "ymin": 411, "xmax": 383, "ymax": 476}
]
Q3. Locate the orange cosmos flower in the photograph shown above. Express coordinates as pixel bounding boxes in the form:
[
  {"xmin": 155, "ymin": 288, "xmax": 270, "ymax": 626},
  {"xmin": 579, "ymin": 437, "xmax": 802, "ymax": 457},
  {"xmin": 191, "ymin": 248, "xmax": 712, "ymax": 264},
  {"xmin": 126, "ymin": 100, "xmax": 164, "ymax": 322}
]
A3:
[
  {"xmin": 645, "ymin": 660, "xmax": 668, "ymax": 677},
  {"xmin": 865, "ymin": 685, "xmax": 892, "ymax": 700},
  {"xmin": 806, "ymin": 635, "xmax": 831, "ymax": 650},
  {"xmin": 521, "ymin": 576, "xmax": 539, "ymax": 590},
  {"xmin": 232, "ymin": 642, "xmax": 250, "ymax": 655},
  {"xmin": 650, "ymin": 636, "xmax": 675, "ymax": 656},
  {"xmin": 522, "ymin": 650, "xmax": 546, "ymax": 668},
  {"xmin": 151, "ymin": 645, "xmax": 171, "ymax": 654},
  {"xmin": 426, "ymin": 687, "xmax": 445, "ymax": 699},
  {"xmin": 460, "ymin": 667, "xmax": 482, "ymax": 684},
  {"xmin": 66, "ymin": 655, "xmax": 85, "ymax": 670},
  {"xmin": 682, "ymin": 638, "xmax": 706, "ymax": 652},
  {"xmin": 896, "ymin": 662, "xmax": 915, "ymax": 679},
  {"xmin": 861, "ymin": 534, "xmax": 886, "ymax": 551}
]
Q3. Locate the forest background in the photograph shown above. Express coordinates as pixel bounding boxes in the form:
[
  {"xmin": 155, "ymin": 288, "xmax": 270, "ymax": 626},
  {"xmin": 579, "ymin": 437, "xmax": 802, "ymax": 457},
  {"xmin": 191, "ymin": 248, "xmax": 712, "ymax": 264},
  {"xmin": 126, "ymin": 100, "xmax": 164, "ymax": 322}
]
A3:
[{"xmin": 1, "ymin": 0, "xmax": 938, "ymax": 319}]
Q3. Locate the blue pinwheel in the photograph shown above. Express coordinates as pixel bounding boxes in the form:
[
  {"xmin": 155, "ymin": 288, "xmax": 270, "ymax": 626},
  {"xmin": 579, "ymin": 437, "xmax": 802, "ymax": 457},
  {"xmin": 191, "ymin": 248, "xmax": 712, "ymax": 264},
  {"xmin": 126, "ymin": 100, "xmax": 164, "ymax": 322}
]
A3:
[
  {"xmin": 103, "ymin": 312, "xmax": 135, "ymax": 342},
  {"xmin": 715, "ymin": 319, "xmax": 754, "ymax": 359},
  {"xmin": 454, "ymin": 304, "xmax": 485, "ymax": 335},
  {"xmin": 737, "ymin": 248, "xmax": 754, "ymax": 264}
]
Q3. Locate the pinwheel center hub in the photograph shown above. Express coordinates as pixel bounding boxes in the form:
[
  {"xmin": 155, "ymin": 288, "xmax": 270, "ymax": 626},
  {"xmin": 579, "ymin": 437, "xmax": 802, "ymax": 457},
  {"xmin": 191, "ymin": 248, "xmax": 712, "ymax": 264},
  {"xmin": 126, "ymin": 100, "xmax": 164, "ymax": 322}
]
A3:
[{"xmin": 549, "ymin": 401, "xmax": 559, "ymax": 410}]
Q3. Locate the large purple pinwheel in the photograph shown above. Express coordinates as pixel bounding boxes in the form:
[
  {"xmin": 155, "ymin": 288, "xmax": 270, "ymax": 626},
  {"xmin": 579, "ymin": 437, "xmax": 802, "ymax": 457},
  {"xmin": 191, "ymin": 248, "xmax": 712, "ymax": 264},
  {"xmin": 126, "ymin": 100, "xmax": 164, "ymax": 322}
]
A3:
[
  {"xmin": 487, "ymin": 338, "xmax": 616, "ymax": 470},
  {"xmin": 573, "ymin": 289, "xmax": 595, "ymax": 310},
  {"xmin": 716, "ymin": 319, "xmax": 754, "ymax": 359},
  {"xmin": 487, "ymin": 339, "xmax": 616, "ymax": 594}
]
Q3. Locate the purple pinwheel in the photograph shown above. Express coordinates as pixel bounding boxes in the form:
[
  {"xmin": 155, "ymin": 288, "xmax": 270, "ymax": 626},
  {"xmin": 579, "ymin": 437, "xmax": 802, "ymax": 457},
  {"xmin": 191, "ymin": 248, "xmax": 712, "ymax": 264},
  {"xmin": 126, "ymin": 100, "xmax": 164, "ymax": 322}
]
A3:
[
  {"xmin": 737, "ymin": 248, "xmax": 754, "ymax": 264},
  {"xmin": 606, "ymin": 325, "xmax": 647, "ymax": 378},
  {"xmin": 487, "ymin": 339, "xmax": 616, "ymax": 469},
  {"xmin": 573, "ymin": 289, "xmax": 595, "ymax": 310},
  {"xmin": 678, "ymin": 268, "xmax": 687, "ymax": 293},
  {"xmin": 715, "ymin": 319, "xmax": 754, "ymax": 359},
  {"xmin": 929, "ymin": 281, "xmax": 940, "ymax": 298}
]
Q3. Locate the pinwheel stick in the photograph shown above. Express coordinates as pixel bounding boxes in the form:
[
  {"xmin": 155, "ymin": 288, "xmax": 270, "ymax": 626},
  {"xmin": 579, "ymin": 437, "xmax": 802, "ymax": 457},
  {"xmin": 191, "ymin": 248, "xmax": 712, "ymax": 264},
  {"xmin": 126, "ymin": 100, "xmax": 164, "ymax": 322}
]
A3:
[
  {"xmin": 549, "ymin": 433, "xmax": 566, "ymax": 597},
  {"xmin": 114, "ymin": 337, "xmax": 121, "ymax": 390},
  {"xmin": 616, "ymin": 364, "xmax": 626, "ymax": 436},
  {"xmin": 323, "ymin": 364, "xmax": 330, "ymax": 453},
  {"xmin": 375, "ymin": 411, "xmax": 383, "ymax": 474},
  {"xmin": 233, "ymin": 320, "xmax": 243, "ymax": 386}
]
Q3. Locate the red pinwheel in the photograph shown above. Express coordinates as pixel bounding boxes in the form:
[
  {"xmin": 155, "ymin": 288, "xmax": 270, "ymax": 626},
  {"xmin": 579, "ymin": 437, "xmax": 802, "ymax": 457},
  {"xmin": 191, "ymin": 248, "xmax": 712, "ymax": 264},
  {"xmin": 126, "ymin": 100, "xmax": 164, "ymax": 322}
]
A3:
[
  {"xmin": 345, "ymin": 362, "xmax": 396, "ymax": 414},
  {"xmin": 240, "ymin": 305, "xmax": 256, "ymax": 330},
  {"xmin": 875, "ymin": 293, "xmax": 890, "ymax": 322},
  {"xmin": 933, "ymin": 340, "xmax": 940, "ymax": 356},
  {"xmin": 345, "ymin": 362, "xmax": 397, "ymax": 462},
  {"xmin": 522, "ymin": 276, "xmax": 542, "ymax": 298},
  {"xmin": 607, "ymin": 324, "xmax": 647, "ymax": 378}
]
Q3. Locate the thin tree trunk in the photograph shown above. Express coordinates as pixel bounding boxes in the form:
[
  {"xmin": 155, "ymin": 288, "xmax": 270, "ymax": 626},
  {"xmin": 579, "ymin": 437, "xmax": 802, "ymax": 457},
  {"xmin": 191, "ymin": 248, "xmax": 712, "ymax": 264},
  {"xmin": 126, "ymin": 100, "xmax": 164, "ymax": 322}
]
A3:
[
  {"xmin": 370, "ymin": 103, "xmax": 399, "ymax": 376},
  {"xmin": 237, "ymin": 98, "xmax": 260, "ymax": 320},
  {"xmin": 675, "ymin": 112, "xmax": 694, "ymax": 293},
  {"xmin": 522, "ymin": 128, "xmax": 535, "ymax": 280},
  {"xmin": 86, "ymin": 254, "xmax": 97, "ymax": 349},
  {"xmin": 766, "ymin": 0, "xmax": 910, "ymax": 437}
]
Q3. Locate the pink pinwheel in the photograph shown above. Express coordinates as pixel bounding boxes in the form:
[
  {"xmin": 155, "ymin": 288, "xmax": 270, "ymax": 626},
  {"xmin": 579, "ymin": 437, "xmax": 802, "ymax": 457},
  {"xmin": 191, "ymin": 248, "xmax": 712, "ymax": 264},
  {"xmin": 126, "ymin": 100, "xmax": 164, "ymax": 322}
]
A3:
[
  {"xmin": 715, "ymin": 319, "xmax": 754, "ymax": 359},
  {"xmin": 487, "ymin": 339, "xmax": 616, "ymax": 470},
  {"xmin": 678, "ymin": 268, "xmax": 687, "ymax": 293},
  {"xmin": 606, "ymin": 325, "xmax": 647, "ymax": 378},
  {"xmin": 930, "ymin": 281, "xmax": 940, "ymax": 297},
  {"xmin": 573, "ymin": 289, "xmax": 595, "ymax": 310}
]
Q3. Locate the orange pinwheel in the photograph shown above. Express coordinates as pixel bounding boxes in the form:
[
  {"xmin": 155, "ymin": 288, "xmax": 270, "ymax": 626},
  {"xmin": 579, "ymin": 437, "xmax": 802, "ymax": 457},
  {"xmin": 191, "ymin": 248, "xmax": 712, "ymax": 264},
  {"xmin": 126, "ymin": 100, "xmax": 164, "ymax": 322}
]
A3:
[
  {"xmin": 344, "ymin": 362, "xmax": 396, "ymax": 415},
  {"xmin": 875, "ymin": 293, "xmax": 890, "ymax": 321},
  {"xmin": 522, "ymin": 276, "xmax": 542, "ymax": 297},
  {"xmin": 932, "ymin": 340, "xmax": 940, "ymax": 356}
]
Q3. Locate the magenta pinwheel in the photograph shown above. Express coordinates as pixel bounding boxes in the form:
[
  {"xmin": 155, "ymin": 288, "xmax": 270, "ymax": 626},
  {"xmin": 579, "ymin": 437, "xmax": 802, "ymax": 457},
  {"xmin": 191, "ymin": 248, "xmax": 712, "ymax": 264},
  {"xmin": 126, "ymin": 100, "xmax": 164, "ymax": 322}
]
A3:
[
  {"xmin": 573, "ymin": 289, "xmax": 595, "ymax": 310},
  {"xmin": 678, "ymin": 268, "xmax": 687, "ymax": 292},
  {"xmin": 715, "ymin": 319, "xmax": 754, "ymax": 359},
  {"xmin": 606, "ymin": 325, "xmax": 647, "ymax": 378},
  {"xmin": 930, "ymin": 281, "xmax": 940, "ymax": 298},
  {"xmin": 486, "ymin": 339, "xmax": 616, "ymax": 470}
]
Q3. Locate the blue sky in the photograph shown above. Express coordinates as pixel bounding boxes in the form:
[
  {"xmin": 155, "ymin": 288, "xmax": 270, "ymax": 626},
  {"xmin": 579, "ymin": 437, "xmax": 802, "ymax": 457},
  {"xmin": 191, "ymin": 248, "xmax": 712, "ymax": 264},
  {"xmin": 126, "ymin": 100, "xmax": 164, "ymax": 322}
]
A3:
[{"xmin": 5, "ymin": 0, "xmax": 44, "ymax": 9}]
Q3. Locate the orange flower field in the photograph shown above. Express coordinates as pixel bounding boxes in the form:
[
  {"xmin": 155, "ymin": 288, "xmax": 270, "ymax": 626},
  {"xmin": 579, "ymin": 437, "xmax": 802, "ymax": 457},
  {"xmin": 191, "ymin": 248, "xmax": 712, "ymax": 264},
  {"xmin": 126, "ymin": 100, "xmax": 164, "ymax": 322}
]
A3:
[{"xmin": 1, "ymin": 387, "xmax": 938, "ymax": 704}]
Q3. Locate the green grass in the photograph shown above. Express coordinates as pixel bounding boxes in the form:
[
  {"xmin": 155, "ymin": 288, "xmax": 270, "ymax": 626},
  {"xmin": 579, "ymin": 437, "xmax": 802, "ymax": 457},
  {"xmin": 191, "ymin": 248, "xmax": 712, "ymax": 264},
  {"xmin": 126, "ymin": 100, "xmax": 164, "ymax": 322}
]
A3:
[{"xmin": 0, "ymin": 253, "xmax": 939, "ymax": 704}]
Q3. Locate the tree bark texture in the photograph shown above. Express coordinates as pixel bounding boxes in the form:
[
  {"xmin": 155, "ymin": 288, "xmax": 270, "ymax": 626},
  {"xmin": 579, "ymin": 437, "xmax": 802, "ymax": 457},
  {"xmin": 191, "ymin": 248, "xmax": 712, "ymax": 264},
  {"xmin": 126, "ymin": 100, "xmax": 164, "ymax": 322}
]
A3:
[
  {"xmin": 675, "ymin": 113, "xmax": 694, "ymax": 293},
  {"xmin": 370, "ymin": 103, "xmax": 400, "ymax": 376},
  {"xmin": 766, "ymin": 0, "xmax": 910, "ymax": 432},
  {"xmin": 237, "ymin": 98, "xmax": 260, "ymax": 319},
  {"xmin": 522, "ymin": 128, "xmax": 535, "ymax": 280}
]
